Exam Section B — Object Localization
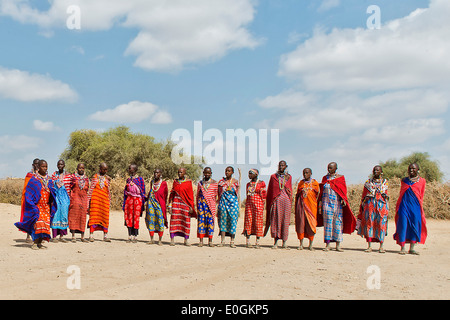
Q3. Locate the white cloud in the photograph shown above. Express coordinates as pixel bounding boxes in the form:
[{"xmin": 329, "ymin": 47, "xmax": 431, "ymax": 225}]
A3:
[
  {"xmin": 88, "ymin": 101, "xmax": 173, "ymax": 124},
  {"xmin": 287, "ymin": 31, "xmax": 309, "ymax": 45},
  {"xmin": 434, "ymin": 154, "xmax": 450, "ymax": 182},
  {"xmin": 0, "ymin": 135, "xmax": 41, "ymax": 153},
  {"xmin": 361, "ymin": 118, "xmax": 445, "ymax": 144},
  {"xmin": 151, "ymin": 110, "xmax": 173, "ymax": 124},
  {"xmin": 279, "ymin": 0, "xmax": 450, "ymax": 92},
  {"xmin": 443, "ymin": 138, "xmax": 450, "ymax": 152},
  {"xmin": 317, "ymin": 0, "xmax": 340, "ymax": 13},
  {"xmin": 0, "ymin": 0, "xmax": 261, "ymax": 73},
  {"xmin": 259, "ymin": 0, "xmax": 450, "ymax": 139},
  {"xmin": 70, "ymin": 45, "xmax": 85, "ymax": 55},
  {"xmin": 33, "ymin": 120, "xmax": 61, "ymax": 132},
  {"xmin": 0, "ymin": 66, "xmax": 78, "ymax": 102},
  {"xmin": 258, "ymin": 89, "xmax": 449, "ymax": 136},
  {"xmin": 259, "ymin": 90, "xmax": 318, "ymax": 111}
]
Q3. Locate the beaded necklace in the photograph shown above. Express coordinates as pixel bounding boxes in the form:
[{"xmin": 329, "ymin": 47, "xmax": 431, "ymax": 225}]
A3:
[
  {"xmin": 35, "ymin": 173, "xmax": 50, "ymax": 192},
  {"xmin": 98, "ymin": 174, "xmax": 107, "ymax": 189},
  {"xmin": 277, "ymin": 172, "xmax": 288, "ymax": 190},
  {"xmin": 128, "ymin": 175, "xmax": 139, "ymax": 187},
  {"xmin": 54, "ymin": 170, "xmax": 66, "ymax": 189},
  {"xmin": 301, "ymin": 179, "xmax": 314, "ymax": 198},
  {"xmin": 152, "ymin": 179, "xmax": 162, "ymax": 192},
  {"xmin": 177, "ymin": 177, "xmax": 187, "ymax": 184},
  {"xmin": 223, "ymin": 177, "xmax": 234, "ymax": 191},
  {"xmin": 247, "ymin": 180, "xmax": 259, "ymax": 196},
  {"xmin": 75, "ymin": 172, "xmax": 87, "ymax": 190},
  {"xmin": 202, "ymin": 179, "xmax": 212, "ymax": 191}
]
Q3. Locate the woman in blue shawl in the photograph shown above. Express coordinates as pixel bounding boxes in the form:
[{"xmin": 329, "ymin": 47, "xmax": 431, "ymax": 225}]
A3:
[
  {"xmin": 217, "ymin": 167, "xmax": 240, "ymax": 248},
  {"xmin": 15, "ymin": 160, "xmax": 57, "ymax": 250},
  {"xmin": 51, "ymin": 160, "xmax": 71, "ymax": 242}
]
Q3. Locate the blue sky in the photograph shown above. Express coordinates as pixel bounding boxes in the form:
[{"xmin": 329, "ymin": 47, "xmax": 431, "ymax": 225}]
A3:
[{"xmin": 1, "ymin": 0, "xmax": 448, "ymax": 185}]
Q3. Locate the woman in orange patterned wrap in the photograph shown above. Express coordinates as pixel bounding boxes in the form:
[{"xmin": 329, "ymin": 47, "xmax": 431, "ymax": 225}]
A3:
[
  {"xmin": 295, "ymin": 168, "xmax": 320, "ymax": 251},
  {"xmin": 87, "ymin": 163, "xmax": 112, "ymax": 242}
]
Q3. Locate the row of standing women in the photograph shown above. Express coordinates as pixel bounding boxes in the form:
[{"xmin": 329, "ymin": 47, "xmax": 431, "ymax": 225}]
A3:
[{"xmin": 15, "ymin": 159, "xmax": 427, "ymax": 255}]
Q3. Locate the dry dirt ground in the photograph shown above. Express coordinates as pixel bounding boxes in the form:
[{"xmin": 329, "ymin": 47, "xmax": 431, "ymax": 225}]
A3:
[{"xmin": 1, "ymin": 203, "xmax": 449, "ymax": 300}]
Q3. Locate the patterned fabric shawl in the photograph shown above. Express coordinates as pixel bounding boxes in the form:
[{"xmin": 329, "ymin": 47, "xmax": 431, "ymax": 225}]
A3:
[
  {"xmin": 122, "ymin": 176, "xmax": 146, "ymax": 212},
  {"xmin": 317, "ymin": 175, "xmax": 356, "ymax": 235},
  {"xmin": 170, "ymin": 179, "xmax": 196, "ymax": 217},
  {"xmin": 15, "ymin": 174, "xmax": 57, "ymax": 235}
]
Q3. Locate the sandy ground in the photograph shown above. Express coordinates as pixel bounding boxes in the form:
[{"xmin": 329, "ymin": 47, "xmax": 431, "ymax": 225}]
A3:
[{"xmin": 0, "ymin": 203, "xmax": 449, "ymax": 300}]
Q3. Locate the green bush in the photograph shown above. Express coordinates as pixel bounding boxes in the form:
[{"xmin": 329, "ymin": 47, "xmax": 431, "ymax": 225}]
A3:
[
  {"xmin": 379, "ymin": 152, "xmax": 444, "ymax": 183},
  {"xmin": 60, "ymin": 126, "xmax": 203, "ymax": 180}
]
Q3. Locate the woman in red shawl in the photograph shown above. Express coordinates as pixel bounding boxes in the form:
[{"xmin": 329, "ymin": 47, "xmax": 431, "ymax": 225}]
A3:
[
  {"xmin": 145, "ymin": 168, "xmax": 169, "ymax": 245},
  {"xmin": 357, "ymin": 165, "xmax": 389, "ymax": 253},
  {"xmin": 243, "ymin": 169, "xmax": 266, "ymax": 248},
  {"xmin": 168, "ymin": 168, "xmax": 196, "ymax": 246},
  {"xmin": 393, "ymin": 163, "xmax": 427, "ymax": 255},
  {"xmin": 264, "ymin": 161, "xmax": 293, "ymax": 249},
  {"xmin": 68, "ymin": 163, "xmax": 90, "ymax": 242},
  {"xmin": 197, "ymin": 167, "xmax": 218, "ymax": 247},
  {"xmin": 318, "ymin": 162, "xmax": 356, "ymax": 252}
]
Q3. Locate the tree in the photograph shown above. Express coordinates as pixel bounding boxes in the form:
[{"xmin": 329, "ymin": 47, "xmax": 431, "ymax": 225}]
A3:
[
  {"xmin": 379, "ymin": 152, "xmax": 444, "ymax": 182},
  {"xmin": 60, "ymin": 126, "xmax": 203, "ymax": 180}
]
